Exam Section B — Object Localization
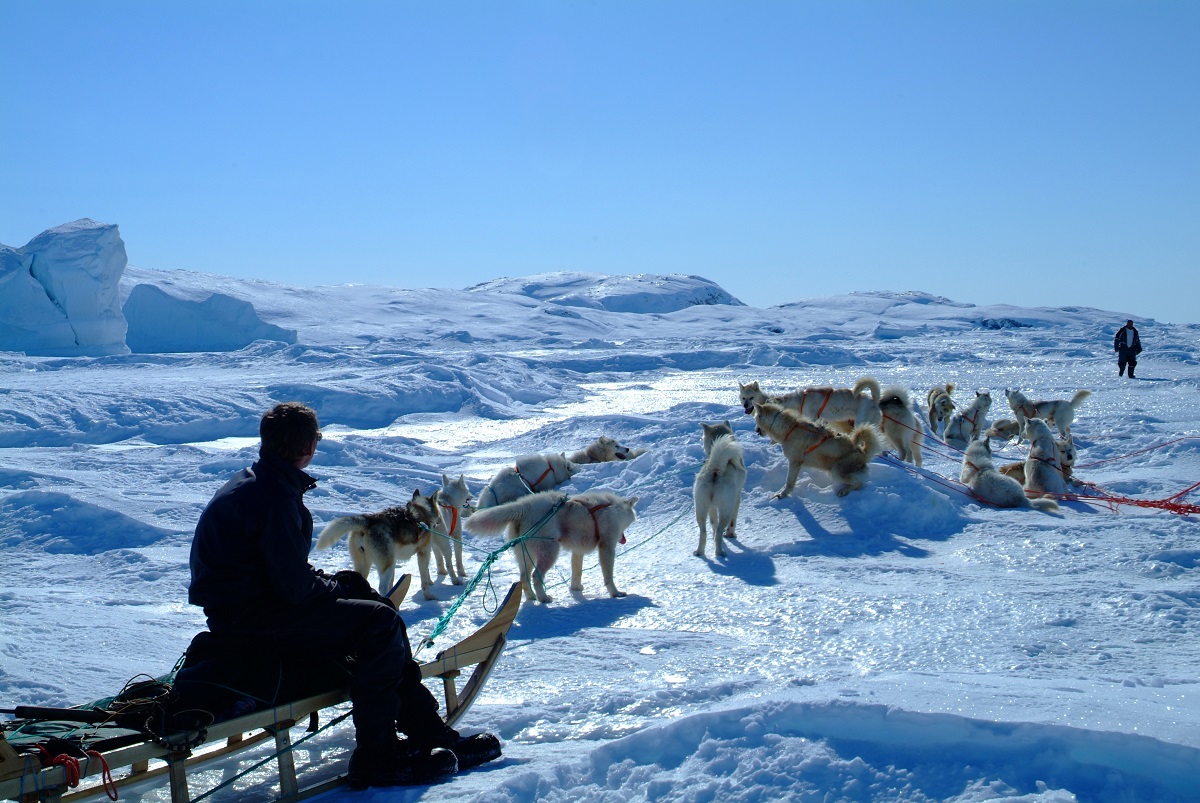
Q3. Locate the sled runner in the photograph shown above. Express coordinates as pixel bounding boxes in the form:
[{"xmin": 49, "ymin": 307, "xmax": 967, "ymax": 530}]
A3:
[{"xmin": 0, "ymin": 579, "xmax": 520, "ymax": 803}]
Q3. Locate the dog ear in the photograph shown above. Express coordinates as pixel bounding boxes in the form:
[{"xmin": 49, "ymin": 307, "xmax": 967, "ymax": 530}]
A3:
[{"xmin": 626, "ymin": 496, "xmax": 639, "ymax": 507}]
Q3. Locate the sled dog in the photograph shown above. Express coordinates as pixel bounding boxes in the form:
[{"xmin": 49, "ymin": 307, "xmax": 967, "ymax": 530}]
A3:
[
  {"xmin": 1022, "ymin": 418, "xmax": 1070, "ymax": 498},
  {"xmin": 960, "ymin": 437, "xmax": 1059, "ymax": 512},
  {"xmin": 315, "ymin": 488, "xmax": 443, "ymax": 600},
  {"xmin": 692, "ymin": 421, "xmax": 747, "ymax": 558},
  {"xmin": 984, "ymin": 418, "xmax": 1021, "ymax": 443},
  {"xmin": 943, "ymin": 390, "xmax": 992, "ymax": 451},
  {"xmin": 752, "ymin": 401, "xmax": 883, "ymax": 499},
  {"xmin": 476, "ymin": 452, "xmax": 580, "ymax": 509},
  {"xmin": 1005, "ymin": 387, "xmax": 1091, "ymax": 439},
  {"xmin": 739, "ymin": 377, "xmax": 883, "ymax": 431},
  {"xmin": 879, "ymin": 386, "xmax": 924, "ymax": 467},
  {"xmin": 465, "ymin": 490, "xmax": 638, "ymax": 604},
  {"xmin": 432, "ymin": 473, "xmax": 471, "ymax": 584},
  {"xmin": 999, "ymin": 433, "xmax": 1076, "ymax": 486},
  {"xmin": 926, "ymin": 383, "xmax": 956, "ymax": 436},
  {"xmin": 567, "ymin": 436, "xmax": 647, "ymax": 464}
]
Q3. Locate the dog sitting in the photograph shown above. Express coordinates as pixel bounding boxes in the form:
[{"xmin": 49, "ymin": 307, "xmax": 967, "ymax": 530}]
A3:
[
  {"xmin": 567, "ymin": 436, "xmax": 647, "ymax": 464},
  {"xmin": 1005, "ymin": 387, "xmax": 1091, "ymax": 439},
  {"xmin": 999, "ymin": 432, "xmax": 1076, "ymax": 486},
  {"xmin": 476, "ymin": 452, "xmax": 580, "ymax": 509},
  {"xmin": 943, "ymin": 390, "xmax": 992, "ymax": 451},
  {"xmin": 926, "ymin": 383, "xmax": 956, "ymax": 437},
  {"xmin": 960, "ymin": 437, "xmax": 1059, "ymax": 512},
  {"xmin": 752, "ymin": 401, "xmax": 883, "ymax": 499},
  {"xmin": 739, "ymin": 377, "xmax": 883, "ymax": 432},
  {"xmin": 465, "ymin": 490, "xmax": 638, "ymax": 604},
  {"xmin": 692, "ymin": 421, "xmax": 747, "ymax": 558},
  {"xmin": 879, "ymin": 386, "xmax": 924, "ymax": 466},
  {"xmin": 315, "ymin": 488, "xmax": 443, "ymax": 600},
  {"xmin": 1021, "ymin": 418, "xmax": 1070, "ymax": 499}
]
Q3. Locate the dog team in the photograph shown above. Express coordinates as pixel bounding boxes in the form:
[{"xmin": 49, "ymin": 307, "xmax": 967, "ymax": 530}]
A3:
[{"xmin": 317, "ymin": 377, "xmax": 1089, "ymax": 605}]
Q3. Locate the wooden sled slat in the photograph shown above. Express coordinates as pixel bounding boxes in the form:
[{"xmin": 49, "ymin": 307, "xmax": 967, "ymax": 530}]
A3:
[{"xmin": 1, "ymin": 580, "xmax": 520, "ymax": 803}]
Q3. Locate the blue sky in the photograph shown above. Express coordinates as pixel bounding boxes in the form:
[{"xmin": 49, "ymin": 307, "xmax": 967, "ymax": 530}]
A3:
[{"xmin": 3, "ymin": 1, "xmax": 1198, "ymax": 324}]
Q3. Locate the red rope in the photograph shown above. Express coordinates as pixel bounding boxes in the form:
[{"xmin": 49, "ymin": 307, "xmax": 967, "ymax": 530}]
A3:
[
  {"xmin": 36, "ymin": 746, "xmax": 119, "ymax": 800},
  {"xmin": 1075, "ymin": 436, "xmax": 1200, "ymax": 469}
]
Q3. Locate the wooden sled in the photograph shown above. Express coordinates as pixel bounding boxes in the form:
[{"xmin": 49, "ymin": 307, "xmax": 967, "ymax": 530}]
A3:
[{"xmin": 0, "ymin": 580, "xmax": 521, "ymax": 803}]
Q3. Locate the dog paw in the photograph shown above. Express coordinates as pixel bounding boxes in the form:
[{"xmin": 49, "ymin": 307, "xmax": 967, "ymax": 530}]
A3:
[
  {"xmin": 609, "ymin": 590, "xmax": 628, "ymax": 598},
  {"xmin": 715, "ymin": 549, "xmax": 726, "ymax": 558},
  {"xmin": 693, "ymin": 548, "xmax": 704, "ymax": 557}
]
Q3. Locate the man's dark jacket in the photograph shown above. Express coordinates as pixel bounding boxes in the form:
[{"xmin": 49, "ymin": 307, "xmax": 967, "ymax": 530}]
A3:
[
  {"xmin": 189, "ymin": 450, "xmax": 346, "ymax": 629},
  {"xmin": 1114, "ymin": 325, "xmax": 1142, "ymax": 357}
]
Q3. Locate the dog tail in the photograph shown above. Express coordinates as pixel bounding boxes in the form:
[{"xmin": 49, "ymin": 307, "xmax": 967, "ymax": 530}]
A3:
[
  {"xmin": 1070, "ymin": 389, "xmax": 1092, "ymax": 409},
  {"xmin": 315, "ymin": 515, "xmax": 367, "ymax": 550},
  {"xmin": 704, "ymin": 435, "xmax": 745, "ymax": 477},
  {"xmin": 853, "ymin": 376, "xmax": 881, "ymax": 402},
  {"xmin": 1029, "ymin": 497, "xmax": 1060, "ymax": 513},
  {"xmin": 465, "ymin": 494, "xmax": 558, "ymax": 537},
  {"xmin": 879, "ymin": 385, "xmax": 911, "ymax": 410},
  {"xmin": 851, "ymin": 423, "xmax": 884, "ymax": 461}
]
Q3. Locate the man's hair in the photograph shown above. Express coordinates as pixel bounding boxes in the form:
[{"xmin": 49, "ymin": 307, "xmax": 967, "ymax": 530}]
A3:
[{"xmin": 260, "ymin": 402, "xmax": 321, "ymax": 461}]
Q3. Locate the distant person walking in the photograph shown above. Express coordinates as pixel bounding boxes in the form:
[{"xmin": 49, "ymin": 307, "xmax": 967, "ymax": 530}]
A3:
[{"xmin": 1114, "ymin": 319, "xmax": 1142, "ymax": 378}]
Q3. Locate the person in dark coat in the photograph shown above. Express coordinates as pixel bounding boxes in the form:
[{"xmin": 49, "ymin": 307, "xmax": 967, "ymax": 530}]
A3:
[
  {"xmin": 181, "ymin": 402, "xmax": 498, "ymax": 788},
  {"xmin": 1114, "ymin": 319, "xmax": 1143, "ymax": 378}
]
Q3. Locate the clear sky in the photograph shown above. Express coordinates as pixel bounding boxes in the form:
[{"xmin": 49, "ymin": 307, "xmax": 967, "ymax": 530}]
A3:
[{"xmin": 3, "ymin": 1, "xmax": 1198, "ymax": 324}]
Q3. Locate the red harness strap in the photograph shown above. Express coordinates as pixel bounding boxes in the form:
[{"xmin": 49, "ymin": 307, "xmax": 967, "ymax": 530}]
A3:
[
  {"xmin": 781, "ymin": 420, "xmax": 831, "ymax": 455},
  {"xmin": 518, "ymin": 460, "xmax": 558, "ymax": 491},
  {"xmin": 439, "ymin": 503, "xmax": 459, "ymax": 534},
  {"xmin": 582, "ymin": 501, "xmax": 624, "ymax": 544}
]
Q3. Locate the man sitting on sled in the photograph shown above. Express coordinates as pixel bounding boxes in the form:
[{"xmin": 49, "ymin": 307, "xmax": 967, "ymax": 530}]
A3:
[{"xmin": 180, "ymin": 402, "xmax": 500, "ymax": 788}]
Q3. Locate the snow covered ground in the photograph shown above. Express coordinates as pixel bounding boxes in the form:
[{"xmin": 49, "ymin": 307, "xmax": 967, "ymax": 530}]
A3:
[{"xmin": 3, "ymin": 269, "xmax": 1199, "ymax": 802}]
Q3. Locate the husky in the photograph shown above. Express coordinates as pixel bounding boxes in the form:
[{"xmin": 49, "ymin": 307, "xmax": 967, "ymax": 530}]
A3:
[
  {"xmin": 476, "ymin": 452, "xmax": 580, "ymax": 509},
  {"xmin": 739, "ymin": 377, "xmax": 883, "ymax": 432},
  {"xmin": 465, "ymin": 490, "xmax": 639, "ymax": 604},
  {"xmin": 879, "ymin": 386, "xmax": 924, "ymax": 466},
  {"xmin": 315, "ymin": 489, "xmax": 443, "ymax": 600},
  {"xmin": 926, "ymin": 383, "xmax": 956, "ymax": 436},
  {"xmin": 984, "ymin": 418, "xmax": 1021, "ymax": 443},
  {"xmin": 960, "ymin": 437, "xmax": 1059, "ymax": 512},
  {"xmin": 752, "ymin": 401, "xmax": 883, "ymax": 499},
  {"xmin": 567, "ymin": 436, "xmax": 647, "ymax": 464},
  {"xmin": 999, "ymin": 433, "xmax": 1076, "ymax": 486},
  {"xmin": 1022, "ymin": 418, "xmax": 1070, "ymax": 499},
  {"xmin": 431, "ymin": 473, "xmax": 471, "ymax": 584},
  {"xmin": 943, "ymin": 390, "xmax": 992, "ymax": 451},
  {"xmin": 692, "ymin": 421, "xmax": 747, "ymax": 558},
  {"xmin": 1005, "ymin": 387, "xmax": 1091, "ymax": 439}
]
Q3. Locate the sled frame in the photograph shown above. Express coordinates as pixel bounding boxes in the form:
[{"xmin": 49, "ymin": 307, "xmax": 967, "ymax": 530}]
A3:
[{"xmin": 0, "ymin": 580, "xmax": 521, "ymax": 803}]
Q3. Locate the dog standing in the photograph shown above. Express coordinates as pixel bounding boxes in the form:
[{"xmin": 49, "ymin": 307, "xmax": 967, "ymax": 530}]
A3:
[
  {"xmin": 465, "ymin": 490, "xmax": 638, "ymax": 604},
  {"xmin": 752, "ymin": 401, "xmax": 883, "ymax": 499},
  {"xmin": 476, "ymin": 452, "xmax": 580, "ymax": 509},
  {"xmin": 739, "ymin": 377, "xmax": 883, "ymax": 431},
  {"xmin": 567, "ymin": 436, "xmax": 647, "ymax": 464},
  {"xmin": 1005, "ymin": 387, "xmax": 1091, "ymax": 439},
  {"xmin": 943, "ymin": 390, "xmax": 992, "ymax": 451},
  {"xmin": 432, "ymin": 473, "xmax": 471, "ymax": 584},
  {"xmin": 692, "ymin": 421, "xmax": 747, "ymax": 558},
  {"xmin": 315, "ymin": 488, "xmax": 443, "ymax": 600},
  {"xmin": 926, "ymin": 383, "xmax": 956, "ymax": 437},
  {"xmin": 960, "ymin": 437, "xmax": 1059, "ymax": 512},
  {"xmin": 1022, "ymin": 418, "xmax": 1070, "ymax": 499},
  {"xmin": 879, "ymin": 386, "xmax": 924, "ymax": 466}
]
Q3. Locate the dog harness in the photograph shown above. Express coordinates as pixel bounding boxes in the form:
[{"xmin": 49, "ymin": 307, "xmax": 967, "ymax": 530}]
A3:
[
  {"xmin": 801, "ymin": 388, "xmax": 833, "ymax": 420},
  {"xmin": 439, "ymin": 502, "xmax": 459, "ymax": 535},
  {"xmin": 780, "ymin": 418, "xmax": 832, "ymax": 455},
  {"xmin": 577, "ymin": 501, "xmax": 624, "ymax": 545},
  {"xmin": 517, "ymin": 460, "xmax": 559, "ymax": 494}
]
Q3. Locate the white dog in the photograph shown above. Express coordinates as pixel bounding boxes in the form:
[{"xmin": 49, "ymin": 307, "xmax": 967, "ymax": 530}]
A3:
[
  {"xmin": 1022, "ymin": 418, "xmax": 1070, "ymax": 499},
  {"xmin": 960, "ymin": 437, "xmax": 1059, "ymax": 512},
  {"xmin": 476, "ymin": 452, "xmax": 580, "ymax": 509},
  {"xmin": 692, "ymin": 421, "xmax": 747, "ymax": 558},
  {"xmin": 984, "ymin": 418, "xmax": 1021, "ymax": 443},
  {"xmin": 1000, "ymin": 432, "xmax": 1076, "ymax": 486},
  {"xmin": 465, "ymin": 490, "xmax": 638, "ymax": 604},
  {"xmin": 1005, "ymin": 387, "xmax": 1091, "ymax": 439},
  {"xmin": 926, "ymin": 383, "xmax": 956, "ymax": 436},
  {"xmin": 739, "ymin": 377, "xmax": 883, "ymax": 431},
  {"xmin": 879, "ymin": 386, "xmax": 924, "ymax": 466},
  {"xmin": 315, "ymin": 488, "xmax": 443, "ymax": 599},
  {"xmin": 943, "ymin": 390, "xmax": 992, "ymax": 451},
  {"xmin": 752, "ymin": 401, "xmax": 883, "ymax": 498},
  {"xmin": 567, "ymin": 436, "xmax": 647, "ymax": 464},
  {"xmin": 431, "ymin": 473, "xmax": 471, "ymax": 584}
]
